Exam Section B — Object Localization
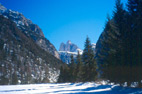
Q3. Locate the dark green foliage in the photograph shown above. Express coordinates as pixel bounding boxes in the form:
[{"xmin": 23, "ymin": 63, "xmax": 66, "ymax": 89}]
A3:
[
  {"xmin": 76, "ymin": 51, "xmax": 84, "ymax": 82},
  {"xmin": 58, "ymin": 37, "xmax": 97, "ymax": 83},
  {"xmin": 68, "ymin": 55, "xmax": 76, "ymax": 82},
  {"xmin": 58, "ymin": 66, "xmax": 64, "ymax": 82},
  {"xmin": 58, "ymin": 65, "xmax": 70, "ymax": 83},
  {"xmin": 58, "ymin": 55, "xmax": 77, "ymax": 83},
  {"xmin": 0, "ymin": 39, "xmax": 4, "ymax": 50},
  {"xmin": 82, "ymin": 37, "xmax": 97, "ymax": 82},
  {"xmin": 11, "ymin": 72, "xmax": 18, "ymax": 85},
  {"xmin": 95, "ymin": 0, "xmax": 142, "ymax": 87},
  {"xmin": 0, "ymin": 75, "xmax": 9, "ymax": 85}
]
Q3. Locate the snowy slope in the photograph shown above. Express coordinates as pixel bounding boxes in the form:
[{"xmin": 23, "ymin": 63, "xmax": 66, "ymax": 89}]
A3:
[{"xmin": 0, "ymin": 82, "xmax": 142, "ymax": 94}]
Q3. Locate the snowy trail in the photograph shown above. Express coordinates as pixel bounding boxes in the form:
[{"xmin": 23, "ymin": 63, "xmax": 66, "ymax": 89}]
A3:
[{"xmin": 0, "ymin": 82, "xmax": 142, "ymax": 94}]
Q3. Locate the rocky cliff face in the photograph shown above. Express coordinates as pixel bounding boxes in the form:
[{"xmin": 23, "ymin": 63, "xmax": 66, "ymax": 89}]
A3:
[
  {"xmin": 0, "ymin": 4, "xmax": 59, "ymax": 59},
  {"xmin": 58, "ymin": 40, "xmax": 83, "ymax": 64},
  {"xmin": 59, "ymin": 40, "xmax": 79, "ymax": 52},
  {"xmin": 58, "ymin": 41, "xmax": 96, "ymax": 64}
]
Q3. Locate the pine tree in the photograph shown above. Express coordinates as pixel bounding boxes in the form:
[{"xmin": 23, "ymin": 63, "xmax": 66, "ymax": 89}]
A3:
[
  {"xmin": 98, "ymin": 18, "xmax": 119, "ymax": 80},
  {"xmin": 58, "ymin": 64, "xmax": 71, "ymax": 83},
  {"xmin": 58, "ymin": 66, "xmax": 64, "ymax": 83},
  {"xmin": 113, "ymin": 0, "xmax": 126, "ymax": 65},
  {"xmin": 12, "ymin": 72, "xmax": 18, "ymax": 85},
  {"xmin": 82, "ymin": 36, "xmax": 97, "ymax": 82},
  {"xmin": 127, "ymin": 0, "xmax": 142, "ymax": 87},
  {"xmin": 95, "ymin": 0, "xmax": 142, "ymax": 87},
  {"xmin": 76, "ymin": 51, "xmax": 84, "ymax": 82},
  {"xmin": 68, "ymin": 55, "xmax": 76, "ymax": 82},
  {"xmin": 96, "ymin": 0, "xmax": 131, "ymax": 83}
]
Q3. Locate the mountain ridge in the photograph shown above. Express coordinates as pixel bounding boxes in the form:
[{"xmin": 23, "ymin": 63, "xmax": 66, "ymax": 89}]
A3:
[
  {"xmin": 0, "ymin": 3, "xmax": 59, "ymax": 59},
  {"xmin": 0, "ymin": 15, "xmax": 63, "ymax": 84},
  {"xmin": 0, "ymin": 4, "xmax": 64, "ymax": 84}
]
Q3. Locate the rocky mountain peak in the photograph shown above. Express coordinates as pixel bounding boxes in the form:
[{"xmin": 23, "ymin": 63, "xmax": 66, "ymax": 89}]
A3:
[
  {"xmin": 0, "ymin": 4, "xmax": 45, "ymax": 37},
  {"xmin": 58, "ymin": 41, "xmax": 83, "ymax": 64},
  {"xmin": 59, "ymin": 40, "xmax": 79, "ymax": 52},
  {"xmin": 0, "ymin": 4, "xmax": 59, "ymax": 59},
  {"xmin": 67, "ymin": 40, "xmax": 71, "ymax": 44}
]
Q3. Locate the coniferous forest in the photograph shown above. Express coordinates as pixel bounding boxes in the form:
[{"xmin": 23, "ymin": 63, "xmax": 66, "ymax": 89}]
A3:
[
  {"xmin": 58, "ymin": 37, "xmax": 97, "ymax": 83},
  {"xmin": 95, "ymin": 0, "xmax": 142, "ymax": 87},
  {"xmin": 58, "ymin": 0, "xmax": 142, "ymax": 87}
]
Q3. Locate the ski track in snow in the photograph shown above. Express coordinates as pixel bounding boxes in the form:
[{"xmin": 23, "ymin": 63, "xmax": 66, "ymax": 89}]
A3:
[{"xmin": 0, "ymin": 82, "xmax": 142, "ymax": 94}]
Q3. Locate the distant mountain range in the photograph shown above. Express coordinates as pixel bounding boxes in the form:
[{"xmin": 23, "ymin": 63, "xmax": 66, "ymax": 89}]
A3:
[
  {"xmin": 59, "ymin": 40, "xmax": 80, "ymax": 52},
  {"xmin": 0, "ymin": 4, "xmax": 63, "ymax": 84},
  {"xmin": 58, "ymin": 40, "xmax": 96, "ymax": 64},
  {"xmin": 58, "ymin": 40, "xmax": 83, "ymax": 64}
]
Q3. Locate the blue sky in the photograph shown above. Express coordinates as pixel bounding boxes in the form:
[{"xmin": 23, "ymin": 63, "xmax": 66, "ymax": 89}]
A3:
[{"xmin": 0, "ymin": 0, "xmax": 127, "ymax": 50}]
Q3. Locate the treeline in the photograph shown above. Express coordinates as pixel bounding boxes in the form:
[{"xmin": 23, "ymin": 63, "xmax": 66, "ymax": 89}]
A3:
[
  {"xmin": 58, "ymin": 37, "xmax": 97, "ymax": 83},
  {"xmin": 95, "ymin": 0, "xmax": 142, "ymax": 87}
]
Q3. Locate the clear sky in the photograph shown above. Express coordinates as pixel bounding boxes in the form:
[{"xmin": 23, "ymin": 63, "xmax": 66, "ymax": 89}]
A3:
[{"xmin": 0, "ymin": 0, "xmax": 127, "ymax": 50}]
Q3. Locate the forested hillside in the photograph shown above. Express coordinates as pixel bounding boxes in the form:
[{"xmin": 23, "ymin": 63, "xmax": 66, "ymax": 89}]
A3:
[
  {"xmin": 95, "ymin": 0, "xmax": 142, "ymax": 87},
  {"xmin": 0, "ymin": 15, "xmax": 63, "ymax": 85}
]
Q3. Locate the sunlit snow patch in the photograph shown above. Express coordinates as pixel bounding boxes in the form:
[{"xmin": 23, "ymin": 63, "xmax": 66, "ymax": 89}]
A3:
[{"xmin": 0, "ymin": 82, "xmax": 142, "ymax": 94}]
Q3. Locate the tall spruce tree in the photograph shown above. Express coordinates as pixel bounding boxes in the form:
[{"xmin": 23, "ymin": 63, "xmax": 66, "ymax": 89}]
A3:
[
  {"xmin": 127, "ymin": 0, "xmax": 142, "ymax": 86},
  {"xmin": 58, "ymin": 65, "xmax": 70, "ymax": 83},
  {"xmin": 76, "ymin": 51, "xmax": 84, "ymax": 82},
  {"xmin": 96, "ymin": 0, "xmax": 128, "ymax": 83},
  {"xmin": 58, "ymin": 66, "xmax": 64, "ymax": 83},
  {"xmin": 95, "ymin": 0, "xmax": 142, "ymax": 87},
  {"xmin": 68, "ymin": 55, "xmax": 76, "ymax": 82},
  {"xmin": 82, "ymin": 36, "xmax": 97, "ymax": 82},
  {"xmin": 128, "ymin": 0, "xmax": 142, "ymax": 65}
]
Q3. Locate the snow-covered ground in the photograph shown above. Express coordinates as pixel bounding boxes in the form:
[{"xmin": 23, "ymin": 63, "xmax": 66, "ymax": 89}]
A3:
[{"xmin": 0, "ymin": 82, "xmax": 142, "ymax": 94}]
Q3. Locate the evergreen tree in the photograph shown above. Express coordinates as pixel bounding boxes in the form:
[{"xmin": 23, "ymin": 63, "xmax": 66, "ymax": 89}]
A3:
[
  {"xmin": 76, "ymin": 51, "xmax": 84, "ymax": 82},
  {"xmin": 127, "ymin": 0, "xmax": 142, "ymax": 86},
  {"xmin": 95, "ymin": 0, "xmax": 142, "ymax": 87},
  {"xmin": 82, "ymin": 36, "xmax": 97, "ymax": 82},
  {"xmin": 58, "ymin": 66, "xmax": 65, "ymax": 83},
  {"xmin": 68, "ymin": 55, "xmax": 76, "ymax": 82},
  {"xmin": 12, "ymin": 72, "xmax": 18, "ymax": 85},
  {"xmin": 97, "ymin": 17, "xmax": 120, "ymax": 80},
  {"xmin": 96, "ymin": 0, "xmax": 129, "ymax": 84}
]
